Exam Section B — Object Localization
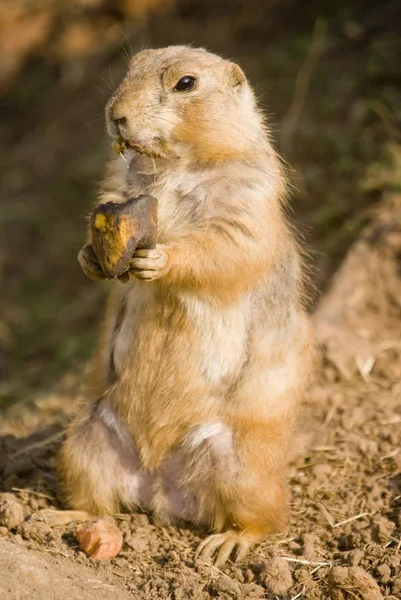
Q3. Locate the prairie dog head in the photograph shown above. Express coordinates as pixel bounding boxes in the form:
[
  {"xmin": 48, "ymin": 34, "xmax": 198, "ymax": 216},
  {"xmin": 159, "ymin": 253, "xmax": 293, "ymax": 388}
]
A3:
[{"xmin": 105, "ymin": 46, "xmax": 265, "ymax": 163}]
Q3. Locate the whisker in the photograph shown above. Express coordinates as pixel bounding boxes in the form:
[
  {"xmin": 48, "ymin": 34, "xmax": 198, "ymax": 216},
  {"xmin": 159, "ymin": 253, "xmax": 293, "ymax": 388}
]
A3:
[
  {"xmin": 118, "ymin": 45, "xmax": 130, "ymax": 63},
  {"xmin": 109, "ymin": 66, "xmax": 115, "ymax": 88},
  {"xmin": 142, "ymin": 103, "xmax": 176, "ymax": 110},
  {"xmin": 97, "ymin": 74, "xmax": 114, "ymax": 92},
  {"xmin": 119, "ymin": 28, "xmax": 134, "ymax": 60},
  {"xmin": 152, "ymin": 115, "xmax": 177, "ymax": 126},
  {"xmin": 85, "ymin": 117, "xmax": 104, "ymax": 129},
  {"xmin": 91, "ymin": 84, "xmax": 107, "ymax": 96}
]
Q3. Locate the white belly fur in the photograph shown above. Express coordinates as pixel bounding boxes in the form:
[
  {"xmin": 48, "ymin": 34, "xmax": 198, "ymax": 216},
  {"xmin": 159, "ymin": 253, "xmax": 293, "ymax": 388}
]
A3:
[{"xmin": 113, "ymin": 284, "xmax": 251, "ymax": 385}]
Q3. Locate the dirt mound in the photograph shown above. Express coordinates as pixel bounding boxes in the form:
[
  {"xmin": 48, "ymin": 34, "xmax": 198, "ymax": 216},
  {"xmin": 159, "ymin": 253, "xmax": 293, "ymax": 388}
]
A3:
[
  {"xmin": 0, "ymin": 537, "xmax": 133, "ymax": 600},
  {"xmin": 314, "ymin": 186, "xmax": 401, "ymax": 381}
]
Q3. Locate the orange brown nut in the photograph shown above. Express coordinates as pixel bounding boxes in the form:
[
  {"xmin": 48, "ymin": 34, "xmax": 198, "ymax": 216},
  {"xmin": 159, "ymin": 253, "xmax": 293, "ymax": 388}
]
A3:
[
  {"xmin": 90, "ymin": 194, "xmax": 158, "ymax": 278},
  {"xmin": 74, "ymin": 516, "xmax": 123, "ymax": 560}
]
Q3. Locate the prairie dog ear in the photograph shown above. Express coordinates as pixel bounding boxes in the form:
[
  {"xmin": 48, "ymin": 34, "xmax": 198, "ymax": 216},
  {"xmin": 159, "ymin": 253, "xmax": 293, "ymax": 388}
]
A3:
[{"xmin": 226, "ymin": 61, "xmax": 247, "ymax": 89}]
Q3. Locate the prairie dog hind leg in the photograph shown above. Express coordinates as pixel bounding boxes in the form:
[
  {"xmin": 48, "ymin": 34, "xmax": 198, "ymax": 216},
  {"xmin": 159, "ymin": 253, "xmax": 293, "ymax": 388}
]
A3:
[{"xmin": 59, "ymin": 399, "xmax": 152, "ymax": 515}]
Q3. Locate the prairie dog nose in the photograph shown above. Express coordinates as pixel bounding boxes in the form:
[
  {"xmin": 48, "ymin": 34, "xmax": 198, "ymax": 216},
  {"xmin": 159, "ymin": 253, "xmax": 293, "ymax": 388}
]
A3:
[
  {"xmin": 108, "ymin": 102, "xmax": 128, "ymax": 125},
  {"xmin": 113, "ymin": 116, "xmax": 127, "ymax": 127},
  {"xmin": 106, "ymin": 100, "xmax": 129, "ymax": 136}
]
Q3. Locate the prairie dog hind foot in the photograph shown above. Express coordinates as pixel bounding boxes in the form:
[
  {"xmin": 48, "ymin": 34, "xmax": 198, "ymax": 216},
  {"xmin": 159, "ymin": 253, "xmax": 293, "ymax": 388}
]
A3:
[{"xmin": 196, "ymin": 531, "xmax": 254, "ymax": 567}]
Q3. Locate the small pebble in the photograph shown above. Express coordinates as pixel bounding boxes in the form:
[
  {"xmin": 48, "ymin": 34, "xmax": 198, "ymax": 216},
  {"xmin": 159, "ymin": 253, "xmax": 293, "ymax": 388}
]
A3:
[
  {"xmin": 263, "ymin": 556, "xmax": 293, "ymax": 595},
  {"xmin": 371, "ymin": 516, "xmax": 395, "ymax": 542},
  {"xmin": 20, "ymin": 521, "xmax": 52, "ymax": 543},
  {"xmin": 346, "ymin": 548, "xmax": 363, "ymax": 566},
  {"xmin": 214, "ymin": 575, "xmax": 241, "ymax": 596},
  {"xmin": 376, "ymin": 563, "xmax": 391, "ymax": 584},
  {"xmin": 241, "ymin": 583, "xmax": 265, "ymax": 597},
  {"xmin": 302, "ymin": 533, "xmax": 316, "ymax": 561},
  {"xmin": 0, "ymin": 493, "xmax": 24, "ymax": 530},
  {"xmin": 387, "ymin": 555, "xmax": 400, "ymax": 569},
  {"xmin": 329, "ymin": 566, "xmax": 384, "ymax": 600}
]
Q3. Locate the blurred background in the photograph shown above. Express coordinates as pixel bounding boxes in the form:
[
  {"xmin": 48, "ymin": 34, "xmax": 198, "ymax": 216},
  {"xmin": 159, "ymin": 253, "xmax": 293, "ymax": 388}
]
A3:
[{"xmin": 1, "ymin": 0, "xmax": 401, "ymax": 424}]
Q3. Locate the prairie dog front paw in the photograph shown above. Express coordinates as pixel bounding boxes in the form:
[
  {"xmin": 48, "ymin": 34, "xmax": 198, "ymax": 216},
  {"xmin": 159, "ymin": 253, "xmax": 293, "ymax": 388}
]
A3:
[
  {"xmin": 78, "ymin": 244, "xmax": 108, "ymax": 281},
  {"xmin": 125, "ymin": 244, "xmax": 168, "ymax": 282}
]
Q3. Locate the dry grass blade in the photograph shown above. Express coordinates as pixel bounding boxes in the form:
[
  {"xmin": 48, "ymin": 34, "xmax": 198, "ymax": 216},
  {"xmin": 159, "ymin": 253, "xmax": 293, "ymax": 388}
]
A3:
[
  {"xmin": 291, "ymin": 588, "xmax": 307, "ymax": 600},
  {"xmin": 331, "ymin": 512, "xmax": 371, "ymax": 528},
  {"xmin": 11, "ymin": 488, "xmax": 56, "ymax": 502},
  {"xmin": 281, "ymin": 557, "xmax": 337, "ymax": 567},
  {"xmin": 10, "ymin": 431, "xmax": 64, "ymax": 459}
]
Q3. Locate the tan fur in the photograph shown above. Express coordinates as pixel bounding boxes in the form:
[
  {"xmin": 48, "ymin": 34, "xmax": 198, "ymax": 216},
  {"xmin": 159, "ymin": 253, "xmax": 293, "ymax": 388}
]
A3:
[{"xmin": 59, "ymin": 46, "xmax": 314, "ymax": 565}]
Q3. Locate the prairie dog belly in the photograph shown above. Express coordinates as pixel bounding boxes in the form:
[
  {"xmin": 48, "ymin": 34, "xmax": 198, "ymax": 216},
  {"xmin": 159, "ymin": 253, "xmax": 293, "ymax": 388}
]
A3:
[
  {"xmin": 178, "ymin": 291, "xmax": 251, "ymax": 384},
  {"xmin": 97, "ymin": 400, "xmax": 234, "ymax": 525},
  {"xmin": 112, "ymin": 283, "xmax": 251, "ymax": 387}
]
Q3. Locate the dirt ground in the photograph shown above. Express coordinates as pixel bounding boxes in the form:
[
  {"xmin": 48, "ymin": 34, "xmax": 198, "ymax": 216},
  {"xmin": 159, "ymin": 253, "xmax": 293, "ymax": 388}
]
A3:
[{"xmin": 1, "ymin": 1, "xmax": 401, "ymax": 598}]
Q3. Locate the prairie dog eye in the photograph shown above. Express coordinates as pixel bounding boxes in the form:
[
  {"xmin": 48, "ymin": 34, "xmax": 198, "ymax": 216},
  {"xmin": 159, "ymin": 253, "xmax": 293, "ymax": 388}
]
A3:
[{"xmin": 173, "ymin": 75, "xmax": 196, "ymax": 92}]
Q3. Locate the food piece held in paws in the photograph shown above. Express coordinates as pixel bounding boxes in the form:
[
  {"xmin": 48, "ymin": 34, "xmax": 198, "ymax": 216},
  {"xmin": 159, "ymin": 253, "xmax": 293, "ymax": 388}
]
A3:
[
  {"xmin": 90, "ymin": 195, "xmax": 158, "ymax": 279},
  {"xmin": 74, "ymin": 516, "xmax": 123, "ymax": 560}
]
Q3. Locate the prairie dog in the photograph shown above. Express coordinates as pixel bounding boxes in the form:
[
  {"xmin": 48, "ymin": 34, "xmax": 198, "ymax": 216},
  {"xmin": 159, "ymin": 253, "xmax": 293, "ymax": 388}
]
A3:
[{"xmin": 60, "ymin": 46, "xmax": 314, "ymax": 566}]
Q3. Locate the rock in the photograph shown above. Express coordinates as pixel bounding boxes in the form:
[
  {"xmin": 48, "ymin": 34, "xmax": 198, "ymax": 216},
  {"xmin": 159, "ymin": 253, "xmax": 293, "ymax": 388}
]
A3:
[
  {"xmin": 387, "ymin": 555, "xmax": 400, "ymax": 569},
  {"xmin": 328, "ymin": 566, "xmax": 384, "ymax": 600},
  {"xmin": 213, "ymin": 575, "xmax": 242, "ymax": 596},
  {"xmin": 125, "ymin": 531, "xmax": 149, "ymax": 553},
  {"xmin": 371, "ymin": 516, "xmax": 395, "ymax": 542},
  {"xmin": 241, "ymin": 582, "xmax": 265, "ymax": 597},
  {"xmin": 244, "ymin": 568, "xmax": 254, "ymax": 583},
  {"xmin": 346, "ymin": 548, "xmax": 363, "ymax": 566},
  {"xmin": 0, "ymin": 493, "xmax": 24, "ymax": 530},
  {"xmin": 392, "ymin": 576, "xmax": 401, "ymax": 596},
  {"xmin": 20, "ymin": 521, "xmax": 52, "ymax": 543},
  {"xmin": 263, "ymin": 556, "xmax": 293, "ymax": 595},
  {"xmin": 376, "ymin": 563, "xmax": 391, "ymax": 584},
  {"xmin": 74, "ymin": 516, "xmax": 123, "ymax": 560},
  {"xmin": 301, "ymin": 533, "xmax": 317, "ymax": 561},
  {"xmin": 288, "ymin": 540, "xmax": 302, "ymax": 552}
]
